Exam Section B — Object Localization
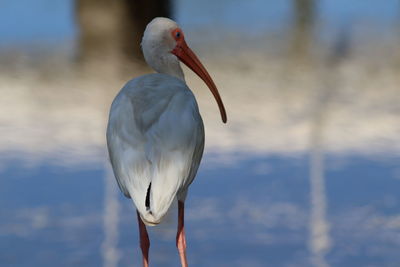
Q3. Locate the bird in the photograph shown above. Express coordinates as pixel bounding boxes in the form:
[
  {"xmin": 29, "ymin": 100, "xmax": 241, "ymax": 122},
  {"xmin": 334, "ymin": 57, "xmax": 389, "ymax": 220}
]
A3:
[{"xmin": 106, "ymin": 17, "xmax": 227, "ymax": 267}]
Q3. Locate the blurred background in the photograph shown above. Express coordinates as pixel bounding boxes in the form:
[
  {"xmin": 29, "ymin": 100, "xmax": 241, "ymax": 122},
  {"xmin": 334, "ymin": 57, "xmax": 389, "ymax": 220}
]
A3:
[{"xmin": 1, "ymin": 0, "xmax": 400, "ymax": 266}]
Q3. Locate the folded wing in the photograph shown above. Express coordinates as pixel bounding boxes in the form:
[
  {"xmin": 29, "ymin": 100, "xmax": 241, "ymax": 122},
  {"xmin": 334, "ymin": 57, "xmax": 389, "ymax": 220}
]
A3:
[{"xmin": 106, "ymin": 74, "xmax": 204, "ymax": 225}]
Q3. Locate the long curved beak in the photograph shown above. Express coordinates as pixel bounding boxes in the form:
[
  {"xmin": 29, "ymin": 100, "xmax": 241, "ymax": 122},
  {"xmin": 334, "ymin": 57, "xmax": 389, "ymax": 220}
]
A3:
[{"xmin": 172, "ymin": 39, "xmax": 227, "ymax": 123}]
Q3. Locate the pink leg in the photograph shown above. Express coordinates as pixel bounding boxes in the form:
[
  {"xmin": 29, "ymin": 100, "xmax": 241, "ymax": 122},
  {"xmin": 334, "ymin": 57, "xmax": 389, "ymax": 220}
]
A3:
[
  {"xmin": 176, "ymin": 201, "xmax": 188, "ymax": 267},
  {"xmin": 137, "ymin": 211, "xmax": 150, "ymax": 267}
]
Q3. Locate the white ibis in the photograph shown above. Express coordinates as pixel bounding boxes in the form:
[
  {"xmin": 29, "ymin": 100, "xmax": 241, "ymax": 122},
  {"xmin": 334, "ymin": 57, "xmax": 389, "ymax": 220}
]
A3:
[{"xmin": 106, "ymin": 17, "xmax": 227, "ymax": 267}]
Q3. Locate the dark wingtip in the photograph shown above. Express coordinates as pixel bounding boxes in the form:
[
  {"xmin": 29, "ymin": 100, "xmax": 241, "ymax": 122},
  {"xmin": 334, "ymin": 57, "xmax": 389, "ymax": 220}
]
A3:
[{"xmin": 145, "ymin": 183, "xmax": 152, "ymax": 211}]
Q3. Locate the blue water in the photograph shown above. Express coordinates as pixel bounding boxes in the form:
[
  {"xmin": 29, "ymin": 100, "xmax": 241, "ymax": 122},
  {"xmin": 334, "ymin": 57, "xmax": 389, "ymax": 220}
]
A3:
[
  {"xmin": 1, "ymin": 0, "xmax": 399, "ymax": 45},
  {"xmin": 0, "ymin": 0, "xmax": 75, "ymax": 44},
  {"xmin": 1, "ymin": 154, "xmax": 399, "ymax": 266}
]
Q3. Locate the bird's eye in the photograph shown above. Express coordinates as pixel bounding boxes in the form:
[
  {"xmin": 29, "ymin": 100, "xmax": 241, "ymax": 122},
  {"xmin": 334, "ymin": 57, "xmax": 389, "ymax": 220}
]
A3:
[{"xmin": 172, "ymin": 29, "xmax": 183, "ymax": 40}]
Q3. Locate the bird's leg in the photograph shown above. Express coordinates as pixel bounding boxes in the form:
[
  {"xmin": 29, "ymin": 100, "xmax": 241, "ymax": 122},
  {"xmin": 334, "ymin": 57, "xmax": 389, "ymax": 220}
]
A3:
[
  {"xmin": 137, "ymin": 211, "xmax": 150, "ymax": 267},
  {"xmin": 176, "ymin": 201, "xmax": 188, "ymax": 267}
]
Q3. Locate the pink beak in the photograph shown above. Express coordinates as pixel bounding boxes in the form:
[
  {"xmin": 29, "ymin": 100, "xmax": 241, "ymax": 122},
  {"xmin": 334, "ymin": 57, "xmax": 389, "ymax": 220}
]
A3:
[{"xmin": 172, "ymin": 37, "xmax": 227, "ymax": 123}]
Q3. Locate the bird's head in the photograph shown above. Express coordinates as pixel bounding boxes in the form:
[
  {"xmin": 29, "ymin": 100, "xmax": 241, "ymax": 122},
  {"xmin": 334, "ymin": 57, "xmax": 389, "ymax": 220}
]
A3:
[{"xmin": 141, "ymin": 17, "xmax": 227, "ymax": 123}]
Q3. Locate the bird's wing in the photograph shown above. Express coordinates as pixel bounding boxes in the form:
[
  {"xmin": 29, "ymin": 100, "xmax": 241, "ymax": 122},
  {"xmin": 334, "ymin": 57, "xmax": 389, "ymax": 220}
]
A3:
[{"xmin": 106, "ymin": 74, "xmax": 204, "ymax": 224}]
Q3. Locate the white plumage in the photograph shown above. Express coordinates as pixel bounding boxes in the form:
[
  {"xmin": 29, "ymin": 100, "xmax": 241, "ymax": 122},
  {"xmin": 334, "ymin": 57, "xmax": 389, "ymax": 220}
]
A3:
[{"xmin": 107, "ymin": 73, "xmax": 204, "ymax": 225}]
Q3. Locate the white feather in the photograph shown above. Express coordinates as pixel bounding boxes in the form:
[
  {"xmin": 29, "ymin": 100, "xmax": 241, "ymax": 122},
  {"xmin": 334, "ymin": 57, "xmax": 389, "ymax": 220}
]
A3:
[
  {"xmin": 141, "ymin": 17, "xmax": 185, "ymax": 80},
  {"xmin": 106, "ymin": 73, "xmax": 204, "ymax": 225}
]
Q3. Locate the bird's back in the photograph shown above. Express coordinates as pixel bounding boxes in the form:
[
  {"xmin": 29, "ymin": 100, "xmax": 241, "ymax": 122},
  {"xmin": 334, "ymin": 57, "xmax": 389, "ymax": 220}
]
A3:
[{"xmin": 106, "ymin": 73, "xmax": 204, "ymax": 225}]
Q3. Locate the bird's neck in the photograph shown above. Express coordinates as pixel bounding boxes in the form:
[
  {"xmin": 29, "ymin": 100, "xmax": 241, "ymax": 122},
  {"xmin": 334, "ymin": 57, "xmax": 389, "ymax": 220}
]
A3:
[
  {"xmin": 157, "ymin": 59, "xmax": 185, "ymax": 81},
  {"xmin": 147, "ymin": 53, "xmax": 186, "ymax": 81}
]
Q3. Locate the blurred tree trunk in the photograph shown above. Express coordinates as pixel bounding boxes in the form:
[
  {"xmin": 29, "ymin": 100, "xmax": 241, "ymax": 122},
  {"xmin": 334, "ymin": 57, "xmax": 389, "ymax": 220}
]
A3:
[
  {"xmin": 290, "ymin": 0, "xmax": 315, "ymax": 63},
  {"xmin": 76, "ymin": 0, "xmax": 171, "ymax": 66}
]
